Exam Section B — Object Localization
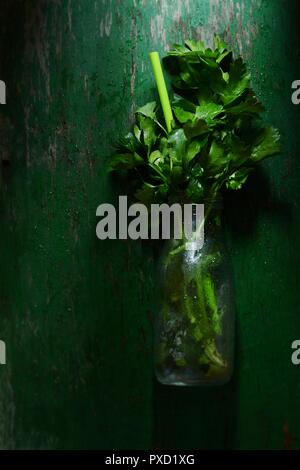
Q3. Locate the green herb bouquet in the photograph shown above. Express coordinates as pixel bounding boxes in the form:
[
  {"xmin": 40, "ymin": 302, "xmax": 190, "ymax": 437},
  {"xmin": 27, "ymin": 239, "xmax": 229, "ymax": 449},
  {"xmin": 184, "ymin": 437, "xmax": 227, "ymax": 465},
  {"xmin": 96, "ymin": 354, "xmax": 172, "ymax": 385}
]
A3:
[{"xmin": 108, "ymin": 37, "xmax": 280, "ymax": 385}]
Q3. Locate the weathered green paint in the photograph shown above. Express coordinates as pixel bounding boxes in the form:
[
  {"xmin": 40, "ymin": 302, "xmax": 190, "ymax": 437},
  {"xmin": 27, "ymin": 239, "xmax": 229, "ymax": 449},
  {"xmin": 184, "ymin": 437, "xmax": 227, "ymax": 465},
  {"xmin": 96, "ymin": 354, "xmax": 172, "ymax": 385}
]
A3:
[{"xmin": 0, "ymin": 0, "xmax": 299, "ymax": 450}]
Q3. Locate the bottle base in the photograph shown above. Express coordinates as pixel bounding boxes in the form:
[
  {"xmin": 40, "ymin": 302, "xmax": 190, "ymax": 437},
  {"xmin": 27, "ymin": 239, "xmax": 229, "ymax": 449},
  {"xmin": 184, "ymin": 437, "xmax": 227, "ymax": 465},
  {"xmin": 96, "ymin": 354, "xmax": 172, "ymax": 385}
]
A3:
[{"xmin": 155, "ymin": 367, "xmax": 232, "ymax": 387}]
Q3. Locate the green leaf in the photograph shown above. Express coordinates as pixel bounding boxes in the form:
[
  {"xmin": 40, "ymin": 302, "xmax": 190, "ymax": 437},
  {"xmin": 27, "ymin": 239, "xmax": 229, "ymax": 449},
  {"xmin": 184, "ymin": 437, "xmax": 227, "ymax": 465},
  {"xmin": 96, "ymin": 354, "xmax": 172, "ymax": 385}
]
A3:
[
  {"xmin": 226, "ymin": 134, "xmax": 251, "ymax": 167},
  {"xmin": 149, "ymin": 150, "xmax": 164, "ymax": 165},
  {"xmin": 251, "ymin": 127, "xmax": 281, "ymax": 162},
  {"xmin": 136, "ymin": 100, "xmax": 167, "ymax": 134},
  {"xmin": 138, "ymin": 116, "xmax": 157, "ymax": 148},
  {"xmin": 136, "ymin": 101, "xmax": 157, "ymax": 119},
  {"xmin": 173, "ymin": 107, "xmax": 194, "ymax": 123},
  {"xmin": 173, "ymin": 94, "xmax": 196, "ymax": 111},
  {"xmin": 214, "ymin": 36, "xmax": 231, "ymax": 65},
  {"xmin": 173, "ymin": 107, "xmax": 194, "ymax": 124},
  {"xmin": 195, "ymin": 102, "xmax": 224, "ymax": 123},
  {"xmin": 167, "ymin": 43, "xmax": 190, "ymax": 55},
  {"xmin": 214, "ymin": 35, "xmax": 227, "ymax": 53},
  {"xmin": 116, "ymin": 132, "xmax": 138, "ymax": 153},
  {"xmin": 186, "ymin": 163, "xmax": 205, "ymax": 200},
  {"xmin": 184, "ymin": 119, "xmax": 209, "ymax": 139},
  {"xmin": 220, "ymin": 58, "xmax": 250, "ymax": 105},
  {"xmin": 206, "ymin": 140, "xmax": 228, "ymax": 175},
  {"xmin": 158, "ymin": 136, "xmax": 169, "ymax": 157},
  {"xmin": 216, "ymin": 49, "xmax": 231, "ymax": 65},
  {"xmin": 185, "ymin": 140, "xmax": 203, "ymax": 164},
  {"xmin": 168, "ymin": 128, "xmax": 187, "ymax": 162},
  {"xmin": 226, "ymin": 168, "xmax": 251, "ymax": 190},
  {"xmin": 172, "ymin": 95, "xmax": 196, "ymax": 123},
  {"xmin": 133, "ymin": 124, "xmax": 142, "ymax": 142},
  {"xmin": 222, "ymin": 71, "xmax": 229, "ymax": 82},
  {"xmin": 226, "ymin": 90, "xmax": 264, "ymax": 115},
  {"xmin": 190, "ymin": 162, "xmax": 204, "ymax": 179},
  {"xmin": 185, "ymin": 39, "xmax": 206, "ymax": 52},
  {"xmin": 165, "ymin": 44, "xmax": 225, "ymax": 93},
  {"xmin": 186, "ymin": 178, "xmax": 204, "ymax": 201},
  {"xmin": 149, "ymin": 162, "xmax": 168, "ymax": 182},
  {"xmin": 198, "ymin": 54, "xmax": 219, "ymax": 69}
]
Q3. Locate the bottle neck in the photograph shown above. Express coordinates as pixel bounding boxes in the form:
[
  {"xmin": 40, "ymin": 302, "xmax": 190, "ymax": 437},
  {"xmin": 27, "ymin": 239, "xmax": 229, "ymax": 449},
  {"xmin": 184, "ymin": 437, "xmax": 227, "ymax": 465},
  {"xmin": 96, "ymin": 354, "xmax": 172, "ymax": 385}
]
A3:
[{"xmin": 167, "ymin": 197, "xmax": 223, "ymax": 254}]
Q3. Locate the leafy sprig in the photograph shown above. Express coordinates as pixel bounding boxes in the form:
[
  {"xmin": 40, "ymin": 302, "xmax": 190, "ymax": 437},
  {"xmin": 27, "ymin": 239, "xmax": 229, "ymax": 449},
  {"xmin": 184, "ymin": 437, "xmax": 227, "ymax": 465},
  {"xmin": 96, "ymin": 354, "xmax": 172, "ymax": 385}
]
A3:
[{"xmin": 108, "ymin": 36, "xmax": 280, "ymax": 205}]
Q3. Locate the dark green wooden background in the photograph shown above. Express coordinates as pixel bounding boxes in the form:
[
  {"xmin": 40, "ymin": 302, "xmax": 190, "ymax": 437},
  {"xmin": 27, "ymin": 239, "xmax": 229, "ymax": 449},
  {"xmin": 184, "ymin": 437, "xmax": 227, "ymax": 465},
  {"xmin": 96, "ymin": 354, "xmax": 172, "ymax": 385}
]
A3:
[{"xmin": 0, "ymin": 0, "xmax": 300, "ymax": 450}]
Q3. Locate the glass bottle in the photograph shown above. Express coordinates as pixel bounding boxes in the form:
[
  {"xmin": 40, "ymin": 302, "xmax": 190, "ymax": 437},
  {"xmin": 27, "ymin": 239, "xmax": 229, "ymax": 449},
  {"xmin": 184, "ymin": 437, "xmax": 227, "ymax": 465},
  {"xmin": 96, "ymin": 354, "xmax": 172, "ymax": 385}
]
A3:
[{"xmin": 154, "ymin": 199, "xmax": 234, "ymax": 386}]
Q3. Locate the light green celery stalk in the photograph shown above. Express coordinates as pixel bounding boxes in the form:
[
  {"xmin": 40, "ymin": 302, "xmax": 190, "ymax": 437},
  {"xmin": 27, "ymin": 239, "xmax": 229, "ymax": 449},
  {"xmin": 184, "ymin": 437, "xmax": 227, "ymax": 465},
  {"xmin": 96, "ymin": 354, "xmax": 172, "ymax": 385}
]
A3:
[{"xmin": 149, "ymin": 51, "xmax": 173, "ymax": 134}]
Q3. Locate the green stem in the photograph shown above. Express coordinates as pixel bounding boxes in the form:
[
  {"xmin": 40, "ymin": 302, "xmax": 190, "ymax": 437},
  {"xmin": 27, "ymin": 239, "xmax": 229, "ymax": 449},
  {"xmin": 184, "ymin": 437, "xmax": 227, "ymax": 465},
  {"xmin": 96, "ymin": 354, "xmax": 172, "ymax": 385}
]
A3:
[
  {"xmin": 149, "ymin": 51, "xmax": 173, "ymax": 134},
  {"xmin": 168, "ymin": 188, "xmax": 220, "ymax": 256},
  {"xmin": 203, "ymin": 275, "xmax": 221, "ymax": 335}
]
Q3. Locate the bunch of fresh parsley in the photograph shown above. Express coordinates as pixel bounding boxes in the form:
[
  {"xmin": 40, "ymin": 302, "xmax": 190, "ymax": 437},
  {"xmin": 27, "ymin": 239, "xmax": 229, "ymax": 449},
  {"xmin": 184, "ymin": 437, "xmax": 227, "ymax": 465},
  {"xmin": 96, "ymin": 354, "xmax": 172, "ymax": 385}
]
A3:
[{"xmin": 109, "ymin": 36, "xmax": 280, "ymax": 207}]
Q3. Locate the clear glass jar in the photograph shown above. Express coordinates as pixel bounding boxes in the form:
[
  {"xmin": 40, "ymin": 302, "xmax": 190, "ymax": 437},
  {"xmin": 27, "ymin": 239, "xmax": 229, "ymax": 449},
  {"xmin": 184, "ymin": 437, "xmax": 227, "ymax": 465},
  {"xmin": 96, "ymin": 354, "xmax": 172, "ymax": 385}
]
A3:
[{"xmin": 154, "ymin": 199, "xmax": 234, "ymax": 386}]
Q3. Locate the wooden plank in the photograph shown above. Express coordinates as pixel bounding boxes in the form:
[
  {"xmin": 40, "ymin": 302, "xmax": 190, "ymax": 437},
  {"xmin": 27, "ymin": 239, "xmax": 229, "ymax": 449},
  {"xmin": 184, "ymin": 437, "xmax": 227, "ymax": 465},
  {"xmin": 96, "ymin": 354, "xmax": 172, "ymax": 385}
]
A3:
[{"xmin": 0, "ymin": 0, "xmax": 299, "ymax": 449}]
